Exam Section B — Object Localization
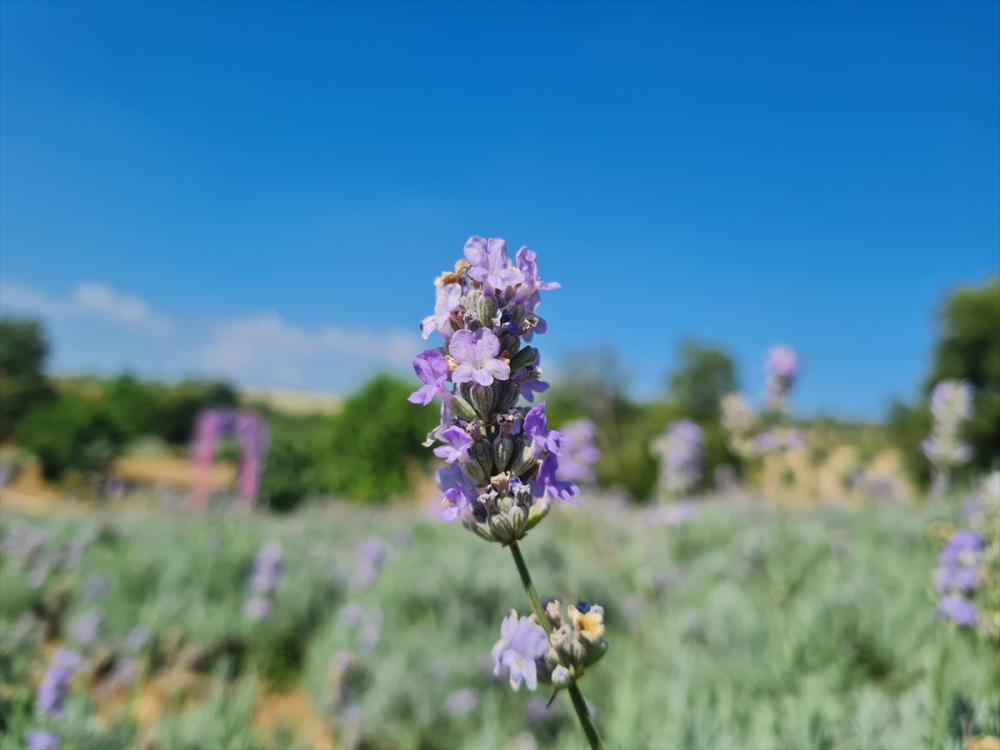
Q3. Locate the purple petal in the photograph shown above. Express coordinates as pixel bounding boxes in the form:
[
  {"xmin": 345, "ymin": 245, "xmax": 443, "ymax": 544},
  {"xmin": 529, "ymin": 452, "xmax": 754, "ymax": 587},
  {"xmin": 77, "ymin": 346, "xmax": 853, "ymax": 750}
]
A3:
[
  {"xmin": 472, "ymin": 367, "xmax": 494, "ymax": 386},
  {"xmin": 449, "ymin": 330, "xmax": 477, "ymax": 364},
  {"xmin": 464, "ymin": 236, "xmax": 488, "ymax": 268},
  {"xmin": 452, "ymin": 363, "xmax": 475, "ymax": 384},
  {"xmin": 484, "ymin": 358, "xmax": 511, "ymax": 382}
]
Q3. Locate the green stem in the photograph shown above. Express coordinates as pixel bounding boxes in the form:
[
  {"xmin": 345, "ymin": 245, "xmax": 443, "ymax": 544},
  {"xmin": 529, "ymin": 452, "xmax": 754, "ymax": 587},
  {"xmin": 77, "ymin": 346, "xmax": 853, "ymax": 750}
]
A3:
[{"xmin": 508, "ymin": 543, "xmax": 605, "ymax": 750}]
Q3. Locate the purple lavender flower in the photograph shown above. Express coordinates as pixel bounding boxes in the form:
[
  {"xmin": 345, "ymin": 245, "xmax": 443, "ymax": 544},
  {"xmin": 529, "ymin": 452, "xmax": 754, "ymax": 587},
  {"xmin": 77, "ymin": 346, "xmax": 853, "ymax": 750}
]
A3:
[
  {"xmin": 513, "ymin": 246, "xmax": 560, "ymax": 303},
  {"xmin": 24, "ymin": 731, "xmax": 60, "ymax": 750},
  {"xmin": 491, "ymin": 610, "xmax": 549, "ymax": 691},
  {"xmin": 433, "ymin": 426, "xmax": 473, "ymax": 464},
  {"xmin": 765, "ymin": 345, "xmax": 800, "ymax": 379},
  {"xmin": 931, "ymin": 381, "xmax": 974, "ymax": 422},
  {"xmin": 245, "ymin": 596, "xmax": 273, "ymax": 620},
  {"xmin": 250, "ymin": 542, "xmax": 284, "ymax": 595},
  {"xmin": 421, "ymin": 283, "xmax": 462, "ymax": 340},
  {"xmin": 445, "ymin": 688, "xmax": 478, "ymax": 717},
  {"xmin": 36, "ymin": 648, "xmax": 80, "ymax": 717},
  {"xmin": 437, "ymin": 464, "xmax": 478, "ymax": 521},
  {"xmin": 652, "ymin": 420, "xmax": 704, "ymax": 497},
  {"xmin": 532, "ymin": 454, "xmax": 579, "ymax": 505},
  {"xmin": 339, "ymin": 603, "xmax": 364, "ymax": 627},
  {"xmin": 937, "ymin": 594, "xmax": 977, "ymax": 627},
  {"xmin": 464, "ymin": 237, "xmax": 523, "ymax": 296},
  {"xmin": 72, "ymin": 610, "xmax": 101, "ymax": 646},
  {"xmin": 523, "ymin": 403, "xmax": 566, "ymax": 456},
  {"xmin": 352, "ymin": 563, "xmax": 378, "ymax": 589},
  {"xmin": 357, "ymin": 538, "xmax": 387, "ymax": 569},
  {"xmin": 939, "ymin": 530, "xmax": 985, "ymax": 565},
  {"xmin": 556, "ymin": 419, "xmax": 600, "ymax": 483},
  {"xmin": 408, "ymin": 350, "xmax": 451, "ymax": 405},
  {"xmin": 449, "ymin": 329, "xmax": 510, "ymax": 386}
]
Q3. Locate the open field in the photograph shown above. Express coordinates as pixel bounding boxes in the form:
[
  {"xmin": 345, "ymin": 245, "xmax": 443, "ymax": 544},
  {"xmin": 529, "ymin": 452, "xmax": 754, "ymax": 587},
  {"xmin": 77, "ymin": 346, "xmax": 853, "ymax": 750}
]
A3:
[{"xmin": 1, "ymin": 492, "xmax": 996, "ymax": 750}]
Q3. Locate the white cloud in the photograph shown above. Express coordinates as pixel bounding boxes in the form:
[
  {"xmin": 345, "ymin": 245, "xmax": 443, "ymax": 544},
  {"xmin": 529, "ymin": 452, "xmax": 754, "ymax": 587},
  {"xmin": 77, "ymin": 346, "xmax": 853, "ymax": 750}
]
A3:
[
  {"xmin": 0, "ymin": 281, "xmax": 174, "ymax": 336},
  {"xmin": 203, "ymin": 313, "xmax": 421, "ymax": 386}
]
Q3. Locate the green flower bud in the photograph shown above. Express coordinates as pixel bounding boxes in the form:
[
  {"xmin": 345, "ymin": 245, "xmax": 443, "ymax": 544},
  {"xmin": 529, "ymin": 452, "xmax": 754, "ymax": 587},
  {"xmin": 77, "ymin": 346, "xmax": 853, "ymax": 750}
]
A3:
[
  {"xmin": 469, "ymin": 440, "xmax": 494, "ymax": 482},
  {"xmin": 509, "ymin": 505, "xmax": 528, "ymax": 539},
  {"xmin": 508, "ymin": 303, "xmax": 527, "ymax": 326},
  {"xmin": 464, "ymin": 289, "xmax": 483, "ymax": 312},
  {"xmin": 525, "ymin": 499, "xmax": 549, "ymax": 531},
  {"xmin": 509, "ymin": 444, "xmax": 537, "ymax": 477},
  {"xmin": 469, "ymin": 385, "xmax": 494, "ymax": 421},
  {"xmin": 498, "ymin": 493, "xmax": 515, "ymax": 513},
  {"xmin": 468, "ymin": 521, "xmax": 497, "ymax": 543},
  {"xmin": 552, "ymin": 665, "xmax": 572, "ymax": 688},
  {"xmin": 450, "ymin": 395, "xmax": 477, "ymax": 422},
  {"xmin": 476, "ymin": 294, "xmax": 498, "ymax": 329},
  {"xmin": 488, "ymin": 512, "xmax": 515, "ymax": 545},
  {"xmin": 583, "ymin": 638, "xmax": 609, "ymax": 668},
  {"xmin": 496, "ymin": 380, "xmax": 521, "ymax": 413},
  {"xmin": 508, "ymin": 346, "xmax": 537, "ymax": 372},
  {"xmin": 493, "ymin": 436, "xmax": 513, "ymax": 472}
]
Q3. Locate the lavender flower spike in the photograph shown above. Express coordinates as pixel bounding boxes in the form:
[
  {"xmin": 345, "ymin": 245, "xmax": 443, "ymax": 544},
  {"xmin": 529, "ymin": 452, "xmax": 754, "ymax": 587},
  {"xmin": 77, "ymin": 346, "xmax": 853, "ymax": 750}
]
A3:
[
  {"xmin": 408, "ymin": 350, "xmax": 451, "ymax": 405},
  {"xmin": 25, "ymin": 731, "xmax": 60, "ymax": 750},
  {"xmin": 492, "ymin": 609, "xmax": 549, "ymax": 691},
  {"xmin": 450, "ymin": 329, "xmax": 510, "ymax": 386},
  {"xmin": 465, "ymin": 237, "xmax": 523, "ymax": 296},
  {"xmin": 514, "ymin": 246, "xmax": 560, "ymax": 303}
]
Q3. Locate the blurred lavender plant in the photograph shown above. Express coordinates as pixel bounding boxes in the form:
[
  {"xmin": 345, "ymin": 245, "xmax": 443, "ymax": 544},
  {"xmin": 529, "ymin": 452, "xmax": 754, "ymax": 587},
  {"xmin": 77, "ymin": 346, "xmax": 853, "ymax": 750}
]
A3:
[
  {"xmin": 244, "ymin": 541, "xmax": 283, "ymax": 620},
  {"xmin": 555, "ymin": 419, "xmax": 601, "ymax": 485},
  {"xmin": 650, "ymin": 419, "xmax": 704, "ymax": 501},
  {"xmin": 763, "ymin": 344, "xmax": 800, "ymax": 412},
  {"xmin": 24, "ymin": 730, "xmax": 60, "ymax": 750},
  {"xmin": 409, "ymin": 237, "xmax": 606, "ymax": 748},
  {"xmin": 36, "ymin": 648, "xmax": 81, "ymax": 717},
  {"xmin": 922, "ymin": 380, "xmax": 974, "ymax": 498}
]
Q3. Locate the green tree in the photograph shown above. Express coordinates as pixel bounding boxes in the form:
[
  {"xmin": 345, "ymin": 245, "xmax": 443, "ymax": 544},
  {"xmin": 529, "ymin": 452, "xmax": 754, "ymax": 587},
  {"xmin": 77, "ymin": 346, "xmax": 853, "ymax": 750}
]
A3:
[
  {"xmin": 103, "ymin": 373, "xmax": 162, "ymax": 439},
  {"xmin": 667, "ymin": 339, "xmax": 737, "ymax": 422},
  {"xmin": 927, "ymin": 276, "xmax": 1000, "ymax": 471},
  {"xmin": 0, "ymin": 317, "xmax": 53, "ymax": 440},
  {"xmin": 15, "ymin": 394, "xmax": 123, "ymax": 480},
  {"xmin": 317, "ymin": 374, "xmax": 437, "ymax": 502},
  {"xmin": 155, "ymin": 380, "xmax": 239, "ymax": 444}
]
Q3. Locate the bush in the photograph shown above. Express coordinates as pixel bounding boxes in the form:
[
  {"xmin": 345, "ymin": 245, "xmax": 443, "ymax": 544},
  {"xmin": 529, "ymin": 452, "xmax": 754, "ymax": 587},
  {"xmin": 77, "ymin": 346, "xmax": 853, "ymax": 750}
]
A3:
[
  {"xmin": 15, "ymin": 395, "xmax": 123, "ymax": 481},
  {"xmin": 317, "ymin": 374, "xmax": 437, "ymax": 502},
  {"xmin": 668, "ymin": 339, "xmax": 738, "ymax": 422},
  {"xmin": 261, "ymin": 422, "xmax": 325, "ymax": 513},
  {"xmin": 102, "ymin": 374, "xmax": 163, "ymax": 439},
  {"xmin": 0, "ymin": 317, "xmax": 53, "ymax": 440},
  {"xmin": 927, "ymin": 276, "xmax": 1000, "ymax": 472}
]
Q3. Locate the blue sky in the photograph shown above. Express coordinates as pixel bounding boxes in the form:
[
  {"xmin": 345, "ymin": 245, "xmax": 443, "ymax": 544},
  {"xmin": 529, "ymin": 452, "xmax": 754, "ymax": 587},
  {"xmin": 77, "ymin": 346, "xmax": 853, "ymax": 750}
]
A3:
[{"xmin": 1, "ymin": 1, "xmax": 997, "ymax": 418}]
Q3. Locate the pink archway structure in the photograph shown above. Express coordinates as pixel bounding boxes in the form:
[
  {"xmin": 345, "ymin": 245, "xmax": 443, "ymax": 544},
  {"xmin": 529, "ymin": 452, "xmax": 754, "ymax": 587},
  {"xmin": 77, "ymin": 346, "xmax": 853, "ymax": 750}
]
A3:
[{"xmin": 191, "ymin": 408, "xmax": 270, "ymax": 513}]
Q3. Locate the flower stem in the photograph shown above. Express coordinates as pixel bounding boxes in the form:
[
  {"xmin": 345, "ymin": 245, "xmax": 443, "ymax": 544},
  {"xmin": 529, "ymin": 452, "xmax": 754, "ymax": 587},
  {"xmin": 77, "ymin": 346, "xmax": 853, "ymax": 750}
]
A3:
[{"xmin": 508, "ymin": 542, "xmax": 605, "ymax": 750}]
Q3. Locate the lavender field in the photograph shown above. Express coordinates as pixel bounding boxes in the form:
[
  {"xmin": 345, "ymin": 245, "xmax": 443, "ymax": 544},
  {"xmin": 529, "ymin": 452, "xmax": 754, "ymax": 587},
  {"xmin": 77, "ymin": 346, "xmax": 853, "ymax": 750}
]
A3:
[{"xmin": 1, "ymin": 488, "xmax": 996, "ymax": 750}]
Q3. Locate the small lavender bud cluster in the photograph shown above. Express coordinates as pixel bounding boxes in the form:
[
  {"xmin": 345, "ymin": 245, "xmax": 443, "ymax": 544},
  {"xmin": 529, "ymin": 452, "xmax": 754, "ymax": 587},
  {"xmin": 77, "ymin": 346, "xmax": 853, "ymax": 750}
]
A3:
[
  {"xmin": 491, "ymin": 600, "xmax": 609, "ymax": 692},
  {"xmin": 410, "ymin": 237, "xmax": 579, "ymax": 544},
  {"xmin": 651, "ymin": 419, "xmax": 704, "ymax": 500},
  {"xmin": 245, "ymin": 541, "xmax": 283, "ymax": 620},
  {"xmin": 763, "ymin": 344, "xmax": 800, "ymax": 413}
]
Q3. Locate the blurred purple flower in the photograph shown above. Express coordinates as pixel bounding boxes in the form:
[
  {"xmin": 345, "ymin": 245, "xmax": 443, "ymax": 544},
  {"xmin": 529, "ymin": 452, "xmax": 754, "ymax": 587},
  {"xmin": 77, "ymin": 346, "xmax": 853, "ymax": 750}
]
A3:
[
  {"xmin": 491, "ymin": 610, "xmax": 549, "ymax": 691},
  {"xmin": 464, "ymin": 237, "xmax": 522, "ymax": 295},
  {"xmin": 764, "ymin": 345, "xmax": 800, "ymax": 379},
  {"xmin": 352, "ymin": 563, "xmax": 378, "ymax": 589},
  {"xmin": 357, "ymin": 537, "xmax": 387, "ymax": 569},
  {"xmin": 939, "ymin": 530, "xmax": 985, "ymax": 565},
  {"xmin": 25, "ymin": 730, "xmax": 60, "ymax": 750},
  {"xmin": 408, "ymin": 350, "xmax": 451, "ymax": 406},
  {"xmin": 421, "ymin": 283, "xmax": 461, "ymax": 340},
  {"xmin": 339, "ymin": 603, "xmax": 364, "ymax": 627},
  {"xmin": 450, "ymin": 329, "xmax": 510, "ymax": 386},
  {"xmin": 445, "ymin": 688, "xmax": 478, "ymax": 717},
  {"xmin": 937, "ymin": 594, "xmax": 977, "ymax": 627},
  {"xmin": 556, "ymin": 419, "xmax": 600, "ymax": 483},
  {"xmin": 36, "ymin": 648, "xmax": 80, "ymax": 717},
  {"xmin": 623, "ymin": 594, "xmax": 646, "ymax": 625},
  {"xmin": 245, "ymin": 597, "xmax": 273, "ymax": 621}
]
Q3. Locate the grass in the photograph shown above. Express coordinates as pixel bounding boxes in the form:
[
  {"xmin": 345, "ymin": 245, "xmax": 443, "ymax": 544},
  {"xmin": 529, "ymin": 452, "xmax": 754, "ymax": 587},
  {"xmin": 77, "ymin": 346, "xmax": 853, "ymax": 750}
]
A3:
[{"xmin": 0, "ymin": 493, "xmax": 996, "ymax": 749}]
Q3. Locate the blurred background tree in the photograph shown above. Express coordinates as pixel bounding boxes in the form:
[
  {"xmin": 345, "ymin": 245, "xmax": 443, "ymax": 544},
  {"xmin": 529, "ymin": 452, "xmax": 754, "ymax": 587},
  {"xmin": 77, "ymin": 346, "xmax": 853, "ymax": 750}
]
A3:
[
  {"xmin": 667, "ymin": 339, "xmax": 737, "ymax": 422},
  {"xmin": 887, "ymin": 275, "xmax": 999, "ymax": 487},
  {"xmin": 0, "ymin": 317, "xmax": 53, "ymax": 440},
  {"xmin": 317, "ymin": 374, "xmax": 437, "ymax": 502}
]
